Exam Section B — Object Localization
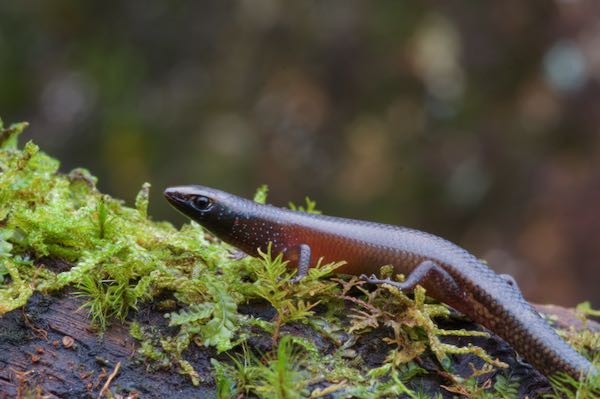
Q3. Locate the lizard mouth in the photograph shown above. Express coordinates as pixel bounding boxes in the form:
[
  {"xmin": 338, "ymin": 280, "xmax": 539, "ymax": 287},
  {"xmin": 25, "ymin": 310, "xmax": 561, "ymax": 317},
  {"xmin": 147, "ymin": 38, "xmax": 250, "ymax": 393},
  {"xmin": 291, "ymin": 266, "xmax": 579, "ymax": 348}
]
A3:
[
  {"xmin": 163, "ymin": 187, "xmax": 184, "ymax": 204},
  {"xmin": 163, "ymin": 186, "xmax": 195, "ymax": 211}
]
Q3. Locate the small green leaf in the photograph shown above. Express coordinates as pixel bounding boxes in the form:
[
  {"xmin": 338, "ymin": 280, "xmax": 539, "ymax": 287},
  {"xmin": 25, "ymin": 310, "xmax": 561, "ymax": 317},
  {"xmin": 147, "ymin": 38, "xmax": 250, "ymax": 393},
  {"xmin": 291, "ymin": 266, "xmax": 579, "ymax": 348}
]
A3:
[
  {"xmin": 0, "ymin": 229, "xmax": 13, "ymax": 258},
  {"xmin": 211, "ymin": 358, "xmax": 237, "ymax": 399},
  {"xmin": 167, "ymin": 303, "xmax": 214, "ymax": 326},
  {"xmin": 201, "ymin": 280, "xmax": 238, "ymax": 352},
  {"xmin": 0, "ymin": 121, "xmax": 29, "ymax": 149},
  {"xmin": 577, "ymin": 301, "xmax": 600, "ymax": 318},
  {"xmin": 135, "ymin": 182, "xmax": 151, "ymax": 219},
  {"xmin": 288, "ymin": 196, "xmax": 321, "ymax": 214},
  {"xmin": 253, "ymin": 184, "xmax": 268, "ymax": 204}
]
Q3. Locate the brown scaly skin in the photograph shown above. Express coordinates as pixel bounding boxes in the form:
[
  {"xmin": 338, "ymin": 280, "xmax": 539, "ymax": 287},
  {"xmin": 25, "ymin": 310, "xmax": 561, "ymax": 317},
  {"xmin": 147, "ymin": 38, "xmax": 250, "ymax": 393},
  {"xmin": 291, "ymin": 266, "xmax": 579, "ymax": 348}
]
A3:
[{"xmin": 164, "ymin": 185, "xmax": 597, "ymax": 379}]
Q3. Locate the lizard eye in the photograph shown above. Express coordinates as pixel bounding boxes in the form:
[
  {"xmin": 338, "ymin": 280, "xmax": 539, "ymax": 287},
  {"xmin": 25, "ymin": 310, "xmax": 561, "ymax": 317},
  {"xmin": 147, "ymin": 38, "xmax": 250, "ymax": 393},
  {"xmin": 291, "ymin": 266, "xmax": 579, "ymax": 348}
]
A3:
[{"xmin": 192, "ymin": 196, "xmax": 212, "ymax": 211}]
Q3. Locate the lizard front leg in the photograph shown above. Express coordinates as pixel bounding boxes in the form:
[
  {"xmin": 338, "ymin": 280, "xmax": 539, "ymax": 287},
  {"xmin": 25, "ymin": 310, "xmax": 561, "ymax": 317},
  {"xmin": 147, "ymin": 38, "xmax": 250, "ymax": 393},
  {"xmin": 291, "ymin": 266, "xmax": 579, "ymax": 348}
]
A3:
[{"xmin": 287, "ymin": 244, "xmax": 311, "ymax": 283}]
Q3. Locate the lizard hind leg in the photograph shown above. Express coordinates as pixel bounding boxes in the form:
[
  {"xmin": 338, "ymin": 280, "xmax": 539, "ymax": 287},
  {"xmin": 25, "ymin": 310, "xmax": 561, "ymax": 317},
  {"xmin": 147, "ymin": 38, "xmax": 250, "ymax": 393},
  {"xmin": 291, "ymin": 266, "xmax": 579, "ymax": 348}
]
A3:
[{"xmin": 360, "ymin": 260, "xmax": 470, "ymax": 311}]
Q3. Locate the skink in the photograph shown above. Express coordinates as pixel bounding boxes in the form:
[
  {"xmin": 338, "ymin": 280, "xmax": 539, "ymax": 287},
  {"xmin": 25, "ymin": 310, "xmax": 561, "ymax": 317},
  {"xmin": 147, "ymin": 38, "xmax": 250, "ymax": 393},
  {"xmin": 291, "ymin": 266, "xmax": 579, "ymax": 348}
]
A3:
[{"xmin": 164, "ymin": 185, "xmax": 596, "ymax": 379}]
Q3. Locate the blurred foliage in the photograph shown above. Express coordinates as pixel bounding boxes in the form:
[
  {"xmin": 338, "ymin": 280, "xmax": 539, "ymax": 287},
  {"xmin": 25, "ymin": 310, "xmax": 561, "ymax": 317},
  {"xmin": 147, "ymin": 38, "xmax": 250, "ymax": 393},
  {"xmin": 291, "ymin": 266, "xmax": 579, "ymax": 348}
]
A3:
[{"xmin": 1, "ymin": 1, "xmax": 600, "ymax": 306}]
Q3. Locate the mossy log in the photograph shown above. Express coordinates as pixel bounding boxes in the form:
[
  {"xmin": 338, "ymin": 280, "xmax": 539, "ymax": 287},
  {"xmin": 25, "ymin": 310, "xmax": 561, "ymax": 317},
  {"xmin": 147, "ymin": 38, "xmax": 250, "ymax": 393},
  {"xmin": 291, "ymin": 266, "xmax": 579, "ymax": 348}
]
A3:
[{"xmin": 3, "ymin": 286, "xmax": 593, "ymax": 398}]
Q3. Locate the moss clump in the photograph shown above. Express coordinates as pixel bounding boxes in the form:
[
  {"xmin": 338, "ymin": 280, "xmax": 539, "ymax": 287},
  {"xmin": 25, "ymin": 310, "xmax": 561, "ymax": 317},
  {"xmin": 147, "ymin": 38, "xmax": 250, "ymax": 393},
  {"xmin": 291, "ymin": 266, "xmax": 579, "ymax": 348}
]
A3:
[{"xmin": 1, "ymin": 118, "xmax": 598, "ymax": 398}]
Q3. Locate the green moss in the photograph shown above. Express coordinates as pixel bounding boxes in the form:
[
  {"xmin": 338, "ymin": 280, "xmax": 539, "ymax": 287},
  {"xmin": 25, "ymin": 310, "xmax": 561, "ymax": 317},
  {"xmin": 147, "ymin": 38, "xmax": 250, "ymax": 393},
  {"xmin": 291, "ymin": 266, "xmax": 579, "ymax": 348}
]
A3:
[
  {"xmin": 545, "ymin": 355, "xmax": 600, "ymax": 399},
  {"xmin": 0, "ymin": 118, "xmax": 598, "ymax": 398}
]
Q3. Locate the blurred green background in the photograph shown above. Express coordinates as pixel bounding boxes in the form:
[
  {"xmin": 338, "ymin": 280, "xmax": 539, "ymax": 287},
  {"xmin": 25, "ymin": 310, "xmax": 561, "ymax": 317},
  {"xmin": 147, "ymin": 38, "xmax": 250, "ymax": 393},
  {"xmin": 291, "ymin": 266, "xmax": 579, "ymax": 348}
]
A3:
[{"xmin": 1, "ymin": 1, "xmax": 599, "ymax": 307}]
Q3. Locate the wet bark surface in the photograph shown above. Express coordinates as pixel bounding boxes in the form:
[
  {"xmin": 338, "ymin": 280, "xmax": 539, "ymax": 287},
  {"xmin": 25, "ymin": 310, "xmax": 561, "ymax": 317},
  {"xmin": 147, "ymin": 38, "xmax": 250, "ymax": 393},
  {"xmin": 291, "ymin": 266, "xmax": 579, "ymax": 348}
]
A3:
[
  {"xmin": 1, "ymin": 289, "xmax": 594, "ymax": 398},
  {"xmin": 0, "ymin": 292, "xmax": 215, "ymax": 399}
]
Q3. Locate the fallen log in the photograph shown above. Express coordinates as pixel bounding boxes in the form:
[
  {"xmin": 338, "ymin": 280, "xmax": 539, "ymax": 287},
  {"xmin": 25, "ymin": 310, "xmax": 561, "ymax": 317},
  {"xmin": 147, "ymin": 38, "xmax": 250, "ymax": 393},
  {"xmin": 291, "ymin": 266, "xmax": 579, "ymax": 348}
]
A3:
[{"xmin": 4, "ymin": 289, "xmax": 593, "ymax": 398}]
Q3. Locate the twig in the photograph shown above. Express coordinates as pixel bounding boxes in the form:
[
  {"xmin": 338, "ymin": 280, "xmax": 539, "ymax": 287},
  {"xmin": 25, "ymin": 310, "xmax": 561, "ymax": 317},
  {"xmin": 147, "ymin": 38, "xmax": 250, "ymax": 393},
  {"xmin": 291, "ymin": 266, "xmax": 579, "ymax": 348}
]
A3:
[
  {"xmin": 21, "ymin": 309, "xmax": 49, "ymax": 341},
  {"xmin": 97, "ymin": 361, "xmax": 121, "ymax": 399}
]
